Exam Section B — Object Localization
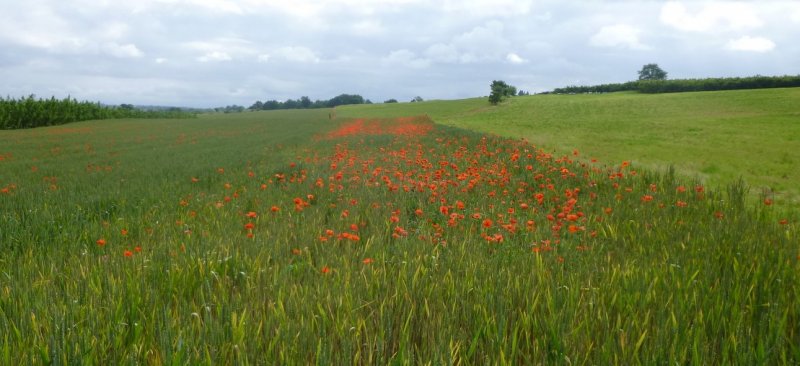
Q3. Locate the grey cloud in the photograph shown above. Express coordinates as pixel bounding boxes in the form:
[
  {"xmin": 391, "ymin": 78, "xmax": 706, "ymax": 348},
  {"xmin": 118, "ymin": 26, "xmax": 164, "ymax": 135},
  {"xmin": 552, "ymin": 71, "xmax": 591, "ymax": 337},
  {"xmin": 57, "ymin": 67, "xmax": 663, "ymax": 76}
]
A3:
[{"xmin": 1, "ymin": 0, "xmax": 798, "ymax": 107}]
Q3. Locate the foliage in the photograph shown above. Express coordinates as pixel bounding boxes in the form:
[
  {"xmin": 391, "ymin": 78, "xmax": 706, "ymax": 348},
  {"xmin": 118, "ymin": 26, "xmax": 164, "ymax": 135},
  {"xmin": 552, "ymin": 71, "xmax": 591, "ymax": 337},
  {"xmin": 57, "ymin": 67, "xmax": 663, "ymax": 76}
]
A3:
[
  {"xmin": 384, "ymin": 99, "xmax": 399, "ymax": 103},
  {"xmin": 552, "ymin": 81, "xmax": 639, "ymax": 94},
  {"xmin": 1, "ymin": 109, "xmax": 796, "ymax": 363},
  {"xmin": 249, "ymin": 94, "xmax": 368, "ymax": 111},
  {"xmin": 638, "ymin": 63, "xmax": 668, "ymax": 81},
  {"xmin": 553, "ymin": 75, "xmax": 800, "ymax": 95},
  {"xmin": 489, "ymin": 80, "xmax": 517, "ymax": 105},
  {"xmin": 213, "ymin": 105, "xmax": 246, "ymax": 113},
  {"xmin": 636, "ymin": 75, "xmax": 800, "ymax": 93},
  {"xmin": 0, "ymin": 95, "xmax": 195, "ymax": 130},
  {"xmin": 411, "ymin": 96, "xmax": 424, "ymax": 103}
]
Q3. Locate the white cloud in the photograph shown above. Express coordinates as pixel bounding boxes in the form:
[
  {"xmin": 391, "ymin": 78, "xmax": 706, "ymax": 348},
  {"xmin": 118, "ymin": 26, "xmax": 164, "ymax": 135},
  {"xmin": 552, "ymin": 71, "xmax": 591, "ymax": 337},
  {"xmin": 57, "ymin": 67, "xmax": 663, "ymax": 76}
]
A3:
[
  {"xmin": 506, "ymin": 53, "xmax": 526, "ymax": 64},
  {"xmin": 725, "ymin": 36, "xmax": 775, "ymax": 52},
  {"xmin": 425, "ymin": 43, "xmax": 459, "ymax": 63},
  {"xmin": 792, "ymin": 5, "xmax": 800, "ymax": 23},
  {"xmin": 184, "ymin": 37, "xmax": 259, "ymax": 61},
  {"xmin": 104, "ymin": 43, "xmax": 144, "ymax": 58},
  {"xmin": 176, "ymin": 0, "xmax": 244, "ymax": 14},
  {"xmin": 155, "ymin": 58, "xmax": 168, "ymax": 64},
  {"xmin": 274, "ymin": 46, "xmax": 320, "ymax": 63},
  {"xmin": 197, "ymin": 51, "xmax": 232, "ymax": 62},
  {"xmin": 382, "ymin": 49, "xmax": 430, "ymax": 69},
  {"xmin": 590, "ymin": 24, "xmax": 649, "ymax": 50},
  {"xmin": 351, "ymin": 19, "xmax": 384, "ymax": 36},
  {"xmin": 451, "ymin": 21, "xmax": 510, "ymax": 62},
  {"xmin": 257, "ymin": 54, "xmax": 271, "ymax": 63},
  {"xmin": 660, "ymin": 1, "xmax": 762, "ymax": 32},
  {"xmin": 442, "ymin": 0, "xmax": 532, "ymax": 18}
]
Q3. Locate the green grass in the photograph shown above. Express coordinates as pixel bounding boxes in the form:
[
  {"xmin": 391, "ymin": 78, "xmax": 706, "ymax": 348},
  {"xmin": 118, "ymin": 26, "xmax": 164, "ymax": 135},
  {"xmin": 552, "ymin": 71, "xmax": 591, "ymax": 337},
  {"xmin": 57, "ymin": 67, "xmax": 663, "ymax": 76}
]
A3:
[
  {"xmin": 0, "ymin": 106, "xmax": 798, "ymax": 364},
  {"xmin": 338, "ymin": 88, "xmax": 800, "ymax": 204}
]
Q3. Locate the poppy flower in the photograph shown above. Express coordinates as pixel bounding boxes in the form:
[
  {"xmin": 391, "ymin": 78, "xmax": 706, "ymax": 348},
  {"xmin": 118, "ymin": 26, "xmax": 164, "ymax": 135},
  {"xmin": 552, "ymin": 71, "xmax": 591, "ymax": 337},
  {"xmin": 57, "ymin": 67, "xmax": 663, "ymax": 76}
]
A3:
[
  {"xmin": 96, "ymin": 238, "xmax": 106, "ymax": 246},
  {"xmin": 124, "ymin": 250, "xmax": 133, "ymax": 257},
  {"xmin": 362, "ymin": 258, "xmax": 374, "ymax": 265},
  {"xmin": 244, "ymin": 222, "xmax": 255, "ymax": 230},
  {"xmin": 321, "ymin": 266, "xmax": 331, "ymax": 274},
  {"xmin": 246, "ymin": 211, "xmax": 258, "ymax": 218}
]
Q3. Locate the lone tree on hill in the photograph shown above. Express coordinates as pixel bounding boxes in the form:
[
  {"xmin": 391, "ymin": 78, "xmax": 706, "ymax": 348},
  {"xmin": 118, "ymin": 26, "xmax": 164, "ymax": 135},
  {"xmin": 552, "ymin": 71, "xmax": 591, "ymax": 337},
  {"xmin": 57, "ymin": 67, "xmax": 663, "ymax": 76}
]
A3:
[
  {"xmin": 489, "ymin": 80, "xmax": 517, "ymax": 105},
  {"xmin": 638, "ymin": 63, "xmax": 668, "ymax": 81}
]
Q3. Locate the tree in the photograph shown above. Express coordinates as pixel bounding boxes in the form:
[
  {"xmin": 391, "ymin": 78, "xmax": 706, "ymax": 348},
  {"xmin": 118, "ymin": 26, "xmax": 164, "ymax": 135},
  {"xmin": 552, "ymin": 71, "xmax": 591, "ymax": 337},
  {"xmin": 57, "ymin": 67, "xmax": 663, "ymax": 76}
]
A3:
[
  {"xmin": 384, "ymin": 99, "xmax": 398, "ymax": 103},
  {"xmin": 299, "ymin": 96, "xmax": 312, "ymax": 109},
  {"xmin": 411, "ymin": 96, "xmax": 424, "ymax": 103},
  {"xmin": 489, "ymin": 80, "xmax": 517, "ymax": 105},
  {"xmin": 638, "ymin": 63, "xmax": 668, "ymax": 81}
]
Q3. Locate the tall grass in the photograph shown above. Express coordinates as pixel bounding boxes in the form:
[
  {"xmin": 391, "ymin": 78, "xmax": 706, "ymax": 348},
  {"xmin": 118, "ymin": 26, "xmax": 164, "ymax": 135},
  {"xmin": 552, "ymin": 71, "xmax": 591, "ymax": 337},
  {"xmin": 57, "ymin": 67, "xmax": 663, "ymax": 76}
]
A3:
[{"xmin": 0, "ymin": 110, "xmax": 797, "ymax": 364}]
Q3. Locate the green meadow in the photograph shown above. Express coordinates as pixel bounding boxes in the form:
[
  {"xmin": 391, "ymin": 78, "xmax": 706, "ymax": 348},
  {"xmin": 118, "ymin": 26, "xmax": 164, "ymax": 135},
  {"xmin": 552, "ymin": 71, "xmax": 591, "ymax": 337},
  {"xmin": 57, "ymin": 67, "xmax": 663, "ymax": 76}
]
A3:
[
  {"xmin": 338, "ymin": 87, "xmax": 800, "ymax": 204},
  {"xmin": 0, "ymin": 92, "xmax": 798, "ymax": 364}
]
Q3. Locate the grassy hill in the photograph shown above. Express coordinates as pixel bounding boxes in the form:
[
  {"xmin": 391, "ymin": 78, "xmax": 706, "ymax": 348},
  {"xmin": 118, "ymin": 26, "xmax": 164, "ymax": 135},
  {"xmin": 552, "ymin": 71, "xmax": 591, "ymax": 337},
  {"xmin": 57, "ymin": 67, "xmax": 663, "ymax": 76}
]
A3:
[{"xmin": 338, "ymin": 88, "xmax": 800, "ymax": 203}]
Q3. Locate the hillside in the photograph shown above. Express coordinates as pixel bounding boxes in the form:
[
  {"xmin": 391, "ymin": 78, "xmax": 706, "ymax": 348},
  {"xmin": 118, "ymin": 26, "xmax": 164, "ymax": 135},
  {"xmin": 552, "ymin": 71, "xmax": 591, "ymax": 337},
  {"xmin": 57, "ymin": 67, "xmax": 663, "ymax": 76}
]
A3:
[{"xmin": 337, "ymin": 88, "xmax": 800, "ymax": 203}]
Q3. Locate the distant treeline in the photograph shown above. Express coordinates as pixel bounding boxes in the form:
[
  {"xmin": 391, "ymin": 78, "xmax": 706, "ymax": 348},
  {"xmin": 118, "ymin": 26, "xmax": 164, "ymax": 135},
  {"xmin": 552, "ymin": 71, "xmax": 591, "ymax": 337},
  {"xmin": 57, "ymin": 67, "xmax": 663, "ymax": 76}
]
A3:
[
  {"xmin": 249, "ymin": 94, "xmax": 371, "ymax": 111},
  {"xmin": 0, "ymin": 95, "xmax": 196, "ymax": 130},
  {"xmin": 551, "ymin": 75, "xmax": 800, "ymax": 95}
]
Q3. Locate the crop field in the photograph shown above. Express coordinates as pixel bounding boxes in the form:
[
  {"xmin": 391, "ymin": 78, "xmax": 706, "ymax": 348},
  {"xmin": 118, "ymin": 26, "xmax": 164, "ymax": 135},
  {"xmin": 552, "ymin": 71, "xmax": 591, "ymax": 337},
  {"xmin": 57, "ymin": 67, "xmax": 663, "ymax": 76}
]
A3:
[
  {"xmin": 0, "ymin": 107, "xmax": 798, "ymax": 364},
  {"xmin": 338, "ymin": 88, "xmax": 800, "ymax": 204}
]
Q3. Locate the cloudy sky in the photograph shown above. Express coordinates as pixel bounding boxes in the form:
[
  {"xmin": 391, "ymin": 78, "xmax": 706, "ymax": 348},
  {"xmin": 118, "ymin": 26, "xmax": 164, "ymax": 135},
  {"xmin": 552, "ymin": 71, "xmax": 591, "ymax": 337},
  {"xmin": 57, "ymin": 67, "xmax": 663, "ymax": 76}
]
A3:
[{"xmin": 1, "ymin": 0, "xmax": 798, "ymax": 108}]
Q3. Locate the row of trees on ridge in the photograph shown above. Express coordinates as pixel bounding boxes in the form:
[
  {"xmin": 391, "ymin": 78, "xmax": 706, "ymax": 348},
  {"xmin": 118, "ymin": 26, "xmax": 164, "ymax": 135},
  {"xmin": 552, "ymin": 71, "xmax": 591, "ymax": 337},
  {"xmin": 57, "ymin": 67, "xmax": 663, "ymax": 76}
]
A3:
[
  {"xmin": 249, "ymin": 94, "xmax": 371, "ymax": 111},
  {"xmin": 552, "ymin": 64, "xmax": 800, "ymax": 94}
]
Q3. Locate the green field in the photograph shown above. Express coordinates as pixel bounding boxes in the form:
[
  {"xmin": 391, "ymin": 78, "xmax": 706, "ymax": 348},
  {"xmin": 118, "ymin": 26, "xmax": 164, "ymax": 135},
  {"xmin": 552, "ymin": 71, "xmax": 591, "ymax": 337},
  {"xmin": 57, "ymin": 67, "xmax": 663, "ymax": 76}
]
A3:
[
  {"xmin": 0, "ymin": 95, "xmax": 798, "ymax": 364},
  {"xmin": 338, "ymin": 88, "xmax": 800, "ymax": 204}
]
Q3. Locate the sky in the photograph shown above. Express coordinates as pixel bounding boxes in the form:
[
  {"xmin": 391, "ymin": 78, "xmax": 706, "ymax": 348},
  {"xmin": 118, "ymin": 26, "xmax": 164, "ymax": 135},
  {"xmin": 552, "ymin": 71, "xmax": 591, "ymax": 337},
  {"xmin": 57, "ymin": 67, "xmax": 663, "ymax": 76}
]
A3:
[{"xmin": 1, "ymin": 0, "xmax": 798, "ymax": 108}]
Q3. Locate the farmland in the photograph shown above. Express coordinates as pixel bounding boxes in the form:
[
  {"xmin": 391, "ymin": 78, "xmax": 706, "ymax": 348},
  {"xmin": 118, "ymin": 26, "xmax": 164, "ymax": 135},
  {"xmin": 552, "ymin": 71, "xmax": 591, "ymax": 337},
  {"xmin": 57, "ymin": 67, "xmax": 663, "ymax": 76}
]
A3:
[
  {"xmin": 337, "ymin": 87, "xmax": 800, "ymax": 204},
  {"xmin": 0, "ymin": 96, "xmax": 799, "ymax": 364}
]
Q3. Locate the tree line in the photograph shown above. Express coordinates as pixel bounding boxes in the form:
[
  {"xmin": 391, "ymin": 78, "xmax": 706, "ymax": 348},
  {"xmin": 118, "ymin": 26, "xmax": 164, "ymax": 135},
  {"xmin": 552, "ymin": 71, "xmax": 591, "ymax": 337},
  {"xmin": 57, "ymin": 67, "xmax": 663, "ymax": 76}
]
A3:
[
  {"xmin": 551, "ymin": 64, "xmax": 800, "ymax": 94},
  {"xmin": 552, "ymin": 75, "xmax": 800, "ymax": 94},
  {"xmin": 0, "ymin": 95, "xmax": 195, "ymax": 130},
  {"xmin": 249, "ymin": 94, "xmax": 372, "ymax": 111}
]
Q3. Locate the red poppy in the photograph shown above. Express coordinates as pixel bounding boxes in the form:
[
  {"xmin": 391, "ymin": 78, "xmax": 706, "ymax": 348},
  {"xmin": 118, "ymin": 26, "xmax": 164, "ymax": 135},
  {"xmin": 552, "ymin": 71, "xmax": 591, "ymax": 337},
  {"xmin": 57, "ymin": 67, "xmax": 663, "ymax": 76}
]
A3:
[
  {"xmin": 321, "ymin": 266, "xmax": 331, "ymax": 274},
  {"xmin": 362, "ymin": 258, "xmax": 374, "ymax": 265},
  {"xmin": 124, "ymin": 250, "xmax": 133, "ymax": 257},
  {"xmin": 244, "ymin": 222, "xmax": 255, "ymax": 230},
  {"xmin": 246, "ymin": 211, "xmax": 258, "ymax": 218},
  {"xmin": 96, "ymin": 238, "xmax": 106, "ymax": 246}
]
